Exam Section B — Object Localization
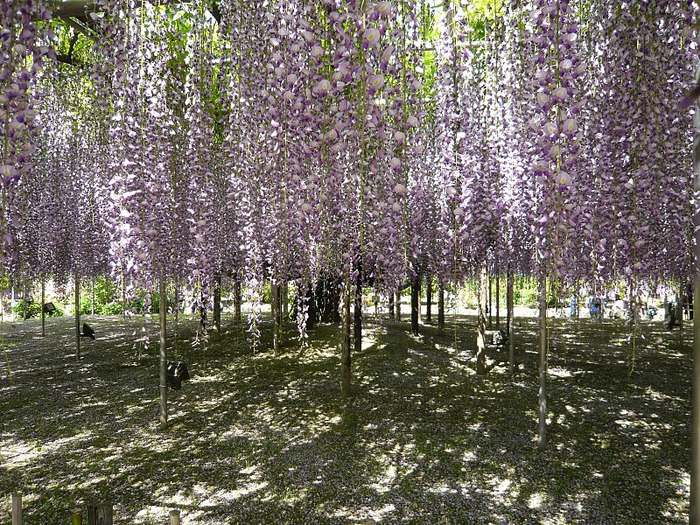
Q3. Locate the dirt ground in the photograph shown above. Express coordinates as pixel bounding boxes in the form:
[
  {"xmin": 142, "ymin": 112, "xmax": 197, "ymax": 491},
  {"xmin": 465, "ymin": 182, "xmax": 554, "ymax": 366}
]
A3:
[{"xmin": 0, "ymin": 312, "xmax": 692, "ymax": 524}]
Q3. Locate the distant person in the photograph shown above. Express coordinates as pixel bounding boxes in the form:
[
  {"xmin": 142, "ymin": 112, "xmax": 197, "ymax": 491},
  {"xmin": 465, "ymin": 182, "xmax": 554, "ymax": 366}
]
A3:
[{"xmin": 569, "ymin": 296, "xmax": 578, "ymax": 318}]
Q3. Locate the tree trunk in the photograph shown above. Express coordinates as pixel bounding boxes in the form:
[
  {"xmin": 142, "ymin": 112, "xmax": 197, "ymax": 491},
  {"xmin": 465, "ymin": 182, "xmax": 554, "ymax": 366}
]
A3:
[
  {"xmin": 234, "ymin": 276, "xmax": 242, "ymax": 326},
  {"xmin": 537, "ymin": 273, "xmax": 548, "ymax": 451},
  {"xmin": 354, "ymin": 274, "xmax": 362, "ymax": 354},
  {"xmin": 75, "ymin": 273, "xmax": 81, "ymax": 360},
  {"xmin": 388, "ymin": 291, "xmax": 395, "ymax": 319},
  {"xmin": 91, "ymin": 279, "xmax": 95, "ymax": 316},
  {"xmin": 476, "ymin": 266, "xmax": 487, "ymax": 375},
  {"xmin": 507, "ymin": 270, "xmax": 515, "ymax": 375},
  {"xmin": 438, "ymin": 283, "xmax": 445, "ymax": 334},
  {"xmin": 169, "ymin": 510, "xmax": 181, "ymax": 525},
  {"xmin": 87, "ymin": 503, "xmax": 113, "ymax": 525},
  {"xmin": 411, "ymin": 274, "xmax": 420, "ymax": 336},
  {"xmin": 341, "ymin": 283, "xmax": 351, "ymax": 398},
  {"xmin": 159, "ymin": 278, "xmax": 168, "ymax": 428},
  {"xmin": 213, "ymin": 275, "xmax": 221, "ymax": 336},
  {"xmin": 396, "ymin": 289, "xmax": 401, "ymax": 322},
  {"xmin": 306, "ymin": 282, "xmax": 317, "ymax": 330},
  {"xmin": 425, "ymin": 274, "xmax": 432, "ymax": 323},
  {"xmin": 71, "ymin": 509, "xmax": 82, "ymax": 525}
]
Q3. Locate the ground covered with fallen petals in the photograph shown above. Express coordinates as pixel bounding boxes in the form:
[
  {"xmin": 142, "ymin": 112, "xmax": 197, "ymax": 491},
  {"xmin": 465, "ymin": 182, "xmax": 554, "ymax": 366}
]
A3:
[{"xmin": 0, "ymin": 313, "xmax": 691, "ymax": 524}]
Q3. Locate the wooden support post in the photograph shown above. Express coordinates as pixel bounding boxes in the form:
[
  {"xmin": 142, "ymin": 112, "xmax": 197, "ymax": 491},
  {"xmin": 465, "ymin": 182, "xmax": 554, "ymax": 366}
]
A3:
[
  {"xmin": 690, "ymin": 61, "xmax": 700, "ymax": 524},
  {"xmin": 22, "ymin": 281, "xmax": 27, "ymax": 321},
  {"xmin": 495, "ymin": 269, "xmax": 500, "ymax": 330},
  {"xmin": 169, "ymin": 510, "xmax": 181, "ymax": 525},
  {"xmin": 213, "ymin": 275, "xmax": 221, "ymax": 336},
  {"xmin": 680, "ymin": 282, "xmax": 685, "ymax": 327},
  {"xmin": 507, "ymin": 270, "xmax": 515, "ymax": 375},
  {"xmin": 487, "ymin": 273, "xmax": 492, "ymax": 329},
  {"xmin": 41, "ymin": 278, "xmax": 45, "ymax": 337},
  {"xmin": 75, "ymin": 273, "xmax": 81, "ymax": 360},
  {"xmin": 72, "ymin": 509, "xmax": 83, "ymax": 525},
  {"xmin": 537, "ymin": 273, "xmax": 548, "ymax": 451},
  {"xmin": 234, "ymin": 277, "xmax": 242, "ymax": 327},
  {"xmin": 271, "ymin": 282, "xmax": 280, "ymax": 355},
  {"xmin": 388, "ymin": 291, "xmax": 394, "ymax": 320},
  {"xmin": 282, "ymin": 282, "xmax": 289, "ymax": 320},
  {"xmin": 354, "ymin": 269, "xmax": 362, "ymax": 354},
  {"xmin": 11, "ymin": 493, "xmax": 22, "ymax": 525},
  {"xmin": 159, "ymin": 278, "xmax": 167, "ymax": 428},
  {"xmin": 121, "ymin": 271, "xmax": 126, "ymax": 319},
  {"xmin": 425, "ymin": 274, "xmax": 432, "ymax": 323},
  {"xmin": 438, "ymin": 283, "xmax": 445, "ymax": 335},
  {"xmin": 341, "ymin": 283, "xmax": 352, "ymax": 398},
  {"xmin": 87, "ymin": 502, "xmax": 113, "ymax": 525},
  {"xmin": 476, "ymin": 265, "xmax": 487, "ymax": 375}
]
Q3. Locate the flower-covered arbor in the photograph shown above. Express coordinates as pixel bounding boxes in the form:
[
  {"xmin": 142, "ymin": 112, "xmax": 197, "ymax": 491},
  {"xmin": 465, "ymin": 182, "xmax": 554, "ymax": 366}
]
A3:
[{"xmin": 2, "ymin": 0, "xmax": 700, "ymax": 504}]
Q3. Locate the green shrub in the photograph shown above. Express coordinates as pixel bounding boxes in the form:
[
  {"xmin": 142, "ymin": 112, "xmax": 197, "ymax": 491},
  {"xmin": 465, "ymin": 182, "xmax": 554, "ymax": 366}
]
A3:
[
  {"xmin": 13, "ymin": 300, "xmax": 41, "ymax": 319},
  {"xmin": 13, "ymin": 300, "xmax": 63, "ymax": 319},
  {"xmin": 99, "ymin": 302, "xmax": 124, "ymax": 315}
]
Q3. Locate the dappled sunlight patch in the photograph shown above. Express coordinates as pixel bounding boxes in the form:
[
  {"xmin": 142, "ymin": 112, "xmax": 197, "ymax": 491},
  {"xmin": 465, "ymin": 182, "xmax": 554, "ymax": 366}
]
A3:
[
  {"xmin": 548, "ymin": 366, "xmax": 572, "ymax": 378},
  {"xmin": 0, "ymin": 438, "xmax": 46, "ymax": 468},
  {"xmin": 369, "ymin": 455, "xmax": 397, "ymax": 494},
  {"xmin": 136, "ymin": 505, "xmax": 172, "ymax": 522},
  {"xmin": 527, "ymin": 491, "xmax": 547, "ymax": 509}
]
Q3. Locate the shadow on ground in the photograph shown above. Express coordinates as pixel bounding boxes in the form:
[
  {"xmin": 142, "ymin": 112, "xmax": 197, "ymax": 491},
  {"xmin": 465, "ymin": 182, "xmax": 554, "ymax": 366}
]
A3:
[{"xmin": 0, "ymin": 313, "xmax": 691, "ymax": 524}]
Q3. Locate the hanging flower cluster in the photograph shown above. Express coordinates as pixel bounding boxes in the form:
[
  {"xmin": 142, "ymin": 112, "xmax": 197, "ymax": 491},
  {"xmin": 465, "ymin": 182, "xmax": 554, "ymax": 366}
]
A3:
[
  {"xmin": 526, "ymin": 0, "xmax": 584, "ymax": 281},
  {"xmin": 1, "ymin": 0, "xmax": 52, "ymax": 269},
  {"xmin": 0, "ymin": 0, "xmax": 697, "ymax": 354}
]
